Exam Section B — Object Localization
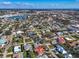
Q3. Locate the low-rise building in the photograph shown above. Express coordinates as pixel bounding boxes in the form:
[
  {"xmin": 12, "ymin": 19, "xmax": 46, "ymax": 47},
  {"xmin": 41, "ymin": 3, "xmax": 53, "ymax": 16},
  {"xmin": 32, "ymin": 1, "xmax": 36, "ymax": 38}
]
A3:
[
  {"xmin": 35, "ymin": 45, "xmax": 45, "ymax": 55},
  {"xmin": 14, "ymin": 45, "xmax": 21, "ymax": 53},
  {"xmin": 24, "ymin": 43, "xmax": 32, "ymax": 51}
]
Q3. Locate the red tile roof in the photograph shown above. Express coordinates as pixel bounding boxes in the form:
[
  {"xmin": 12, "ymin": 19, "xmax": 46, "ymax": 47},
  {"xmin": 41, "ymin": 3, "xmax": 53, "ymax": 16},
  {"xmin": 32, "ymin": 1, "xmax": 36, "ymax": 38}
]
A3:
[{"xmin": 35, "ymin": 45, "xmax": 45, "ymax": 55}]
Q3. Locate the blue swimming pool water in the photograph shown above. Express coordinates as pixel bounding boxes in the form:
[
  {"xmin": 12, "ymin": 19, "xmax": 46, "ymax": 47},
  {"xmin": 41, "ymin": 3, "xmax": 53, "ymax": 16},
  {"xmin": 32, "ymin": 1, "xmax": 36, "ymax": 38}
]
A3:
[{"xmin": 0, "ymin": 38, "xmax": 6, "ymax": 45}]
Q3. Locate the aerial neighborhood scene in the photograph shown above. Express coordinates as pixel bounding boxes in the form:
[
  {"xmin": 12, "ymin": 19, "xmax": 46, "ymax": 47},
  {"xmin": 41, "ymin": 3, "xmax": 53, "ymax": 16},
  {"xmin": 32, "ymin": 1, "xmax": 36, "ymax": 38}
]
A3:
[{"xmin": 0, "ymin": 0, "xmax": 79, "ymax": 58}]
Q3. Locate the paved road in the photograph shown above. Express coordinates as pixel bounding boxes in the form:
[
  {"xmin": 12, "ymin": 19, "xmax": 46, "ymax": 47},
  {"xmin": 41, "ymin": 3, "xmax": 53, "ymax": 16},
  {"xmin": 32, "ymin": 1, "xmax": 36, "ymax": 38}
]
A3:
[
  {"xmin": 46, "ymin": 44, "xmax": 58, "ymax": 58},
  {"xmin": 3, "ymin": 42, "xmax": 12, "ymax": 58},
  {"xmin": 3, "ymin": 35, "xmax": 13, "ymax": 58}
]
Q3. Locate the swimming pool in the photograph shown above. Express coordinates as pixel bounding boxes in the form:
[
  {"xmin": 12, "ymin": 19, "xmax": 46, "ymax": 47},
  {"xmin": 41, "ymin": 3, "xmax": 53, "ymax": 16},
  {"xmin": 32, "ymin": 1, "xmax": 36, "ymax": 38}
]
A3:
[{"xmin": 0, "ymin": 38, "xmax": 6, "ymax": 45}]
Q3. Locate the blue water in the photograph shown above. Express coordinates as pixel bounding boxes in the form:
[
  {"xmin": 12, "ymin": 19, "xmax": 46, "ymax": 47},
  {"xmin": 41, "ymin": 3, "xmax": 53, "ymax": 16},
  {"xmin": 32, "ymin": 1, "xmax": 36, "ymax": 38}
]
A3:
[
  {"xmin": 0, "ymin": 38, "xmax": 6, "ymax": 45},
  {"xmin": 9, "ymin": 15, "xmax": 28, "ymax": 20}
]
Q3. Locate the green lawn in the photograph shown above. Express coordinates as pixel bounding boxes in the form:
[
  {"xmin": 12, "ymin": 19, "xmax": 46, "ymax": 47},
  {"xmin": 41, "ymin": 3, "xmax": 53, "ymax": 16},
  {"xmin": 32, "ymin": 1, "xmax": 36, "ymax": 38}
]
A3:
[
  {"xmin": 29, "ymin": 51, "xmax": 36, "ymax": 58},
  {"xmin": 7, "ymin": 54, "xmax": 13, "ymax": 58},
  {"xmin": 21, "ymin": 44, "xmax": 24, "ymax": 52},
  {"xmin": 12, "ymin": 36, "xmax": 16, "ymax": 42},
  {"xmin": 60, "ymin": 44, "xmax": 69, "ymax": 51},
  {"xmin": 25, "ymin": 39, "xmax": 32, "ymax": 42},
  {"xmin": 18, "ymin": 38, "xmax": 23, "ymax": 43},
  {"xmin": 7, "ymin": 46, "xmax": 13, "ymax": 53},
  {"xmin": 23, "ymin": 51, "xmax": 27, "ymax": 58},
  {"xmin": 48, "ymin": 45, "xmax": 54, "ymax": 49},
  {"xmin": 13, "ymin": 36, "xmax": 23, "ymax": 44},
  {"xmin": 0, "ymin": 49, "xmax": 3, "ymax": 53},
  {"xmin": 72, "ymin": 35, "xmax": 79, "ymax": 40},
  {"xmin": 56, "ymin": 53, "xmax": 64, "ymax": 58},
  {"xmin": 23, "ymin": 51, "xmax": 36, "ymax": 58},
  {"xmin": 0, "ymin": 54, "xmax": 3, "ymax": 57}
]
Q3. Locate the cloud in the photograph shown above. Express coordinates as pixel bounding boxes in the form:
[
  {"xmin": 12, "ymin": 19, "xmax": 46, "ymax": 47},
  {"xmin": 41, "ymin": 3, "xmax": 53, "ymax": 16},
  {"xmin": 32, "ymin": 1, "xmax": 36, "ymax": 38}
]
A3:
[
  {"xmin": 0, "ymin": 2, "xmax": 34, "ymax": 9},
  {"xmin": 0, "ymin": 1, "xmax": 79, "ymax": 9},
  {"xmin": 1, "ymin": 1, "xmax": 12, "ymax": 4}
]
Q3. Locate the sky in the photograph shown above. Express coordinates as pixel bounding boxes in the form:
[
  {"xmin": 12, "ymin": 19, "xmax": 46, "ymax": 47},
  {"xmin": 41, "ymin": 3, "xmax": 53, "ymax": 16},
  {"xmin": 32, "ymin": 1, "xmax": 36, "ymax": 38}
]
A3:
[{"xmin": 0, "ymin": 0, "xmax": 79, "ymax": 9}]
